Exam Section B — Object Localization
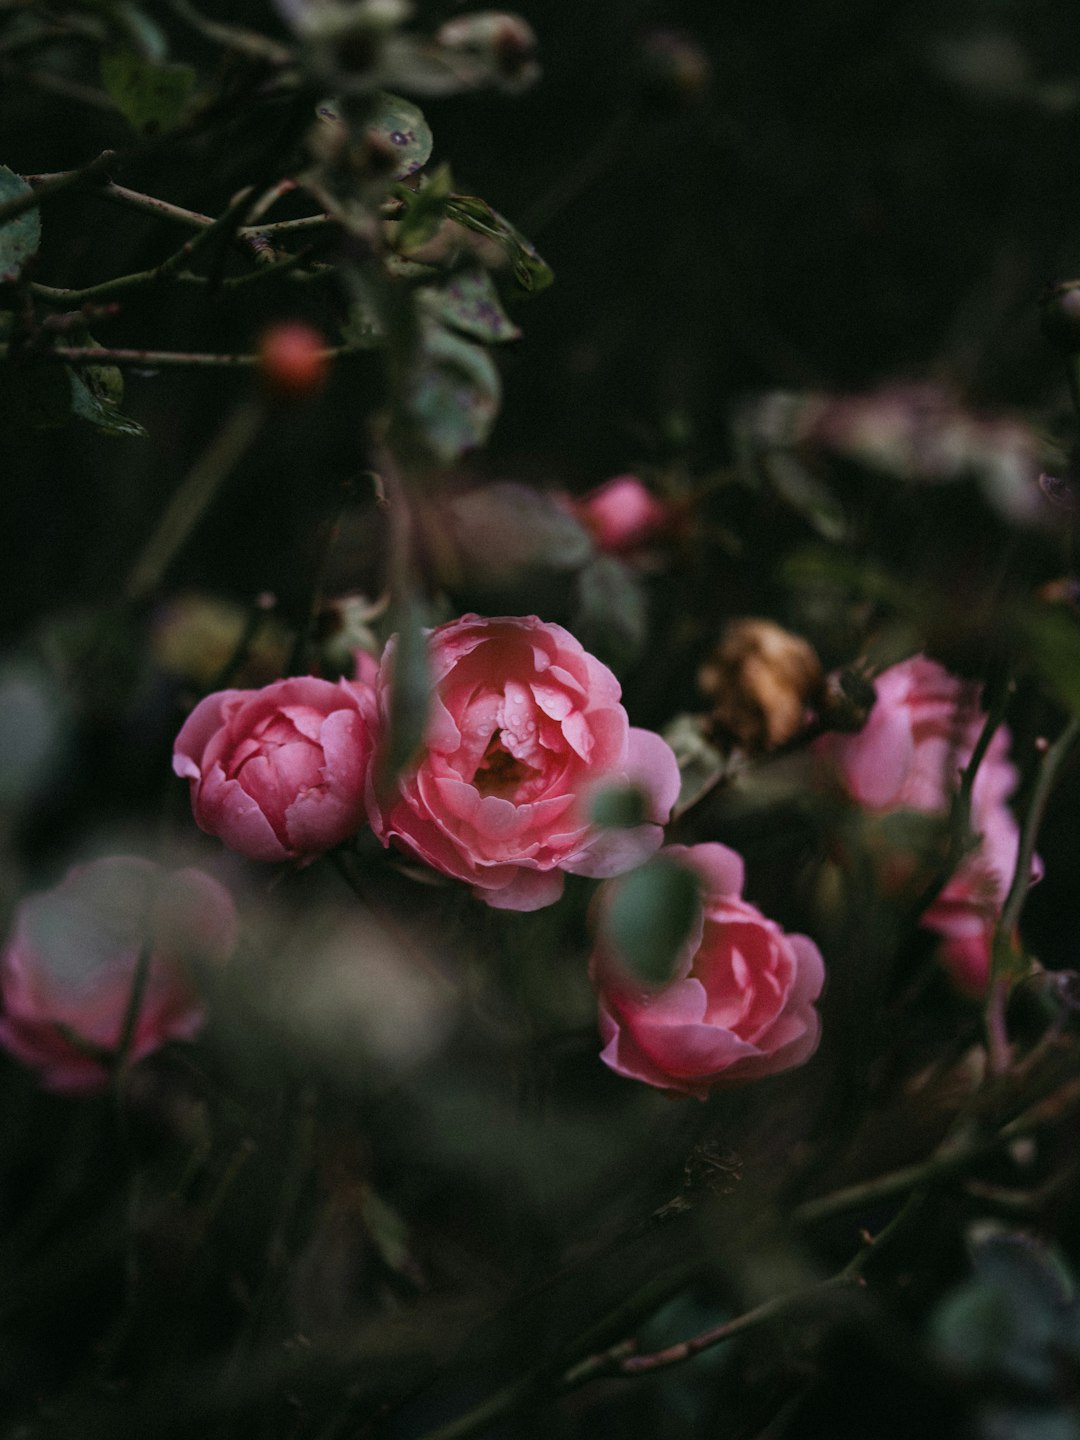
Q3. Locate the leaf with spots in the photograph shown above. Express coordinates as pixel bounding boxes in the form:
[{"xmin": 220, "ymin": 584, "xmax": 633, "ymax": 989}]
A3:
[
  {"xmin": 0, "ymin": 166, "xmax": 41, "ymax": 283},
  {"xmin": 368, "ymin": 91, "xmax": 434, "ymax": 179},
  {"xmin": 419, "ymin": 268, "xmax": 521, "ymax": 343}
]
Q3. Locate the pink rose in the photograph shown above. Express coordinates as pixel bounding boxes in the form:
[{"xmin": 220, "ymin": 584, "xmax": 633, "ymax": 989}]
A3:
[
  {"xmin": 0, "ymin": 856, "xmax": 237, "ymax": 1093},
  {"xmin": 367, "ymin": 614, "xmax": 681, "ymax": 911},
  {"xmin": 591, "ymin": 843, "xmax": 825, "ymax": 1098},
  {"xmin": 173, "ymin": 676, "xmax": 377, "ymax": 862},
  {"xmin": 813, "ymin": 655, "xmax": 1033, "ymax": 993},
  {"xmin": 575, "ymin": 475, "xmax": 670, "ymax": 555}
]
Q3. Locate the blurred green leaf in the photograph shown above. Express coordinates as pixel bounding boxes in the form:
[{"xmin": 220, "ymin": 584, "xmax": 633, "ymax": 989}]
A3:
[
  {"xmin": 419, "ymin": 267, "xmax": 521, "ymax": 343},
  {"xmin": 573, "ymin": 554, "xmax": 647, "ymax": 671},
  {"xmin": 445, "ymin": 195, "xmax": 553, "ymax": 293},
  {"xmin": 1019, "ymin": 604, "xmax": 1080, "ymax": 715},
  {"xmin": 399, "ymin": 317, "xmax": 500, "ymax": 464},
  {"xmin": 0, "ymin": 165, "xmax": 41, "ymax": 282},
  {"xmin": 378, "ymin": 594, "xmax": 430, "ymax": 792},
  {"xmin": 931, "ymin": 1228, "xmax": 1080, "ymax": 1393},
  {"xmin": 590, "ymin": 784, "xmax": 648, "ymax": 829},
  {"xmin": 100, "ymin": 48, "xmax": 196, "ymax": 135},
  {"xmin": 764, "ymin": 453, "xmax": 847, "ymax": 541},
  {"xmin": 368, "ymin": 91, "xmax": 433, "ymax": 179},
  {"xmin": 604, "ymin": 855, "xmax": 701, "ymax": 985}
]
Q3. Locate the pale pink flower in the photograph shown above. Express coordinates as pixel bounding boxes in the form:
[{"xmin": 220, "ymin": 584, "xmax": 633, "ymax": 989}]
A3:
[{"xmin": 0, "ymin": 857, "xmax": 237, "ymax": 1093}]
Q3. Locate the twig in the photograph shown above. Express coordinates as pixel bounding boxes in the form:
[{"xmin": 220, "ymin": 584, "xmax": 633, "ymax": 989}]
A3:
[
  {"xmin": 986, "ymin": 711, "xmax": 1080, "ymax": 1072},
  {"xmin": 125, "ymin": 398, "xmax": 266, "ymax": 602},
  {"xmin": 165, "ymin": 0, "xmax": 293, "ymax": 67},
  {"xmin": 0, "ymin": 149, "xmax": 115, "ymax": 227},
  {"xmin": 3, "ymin": 339, "xmax": 349, "ymax": 368},
  {"xmin": 562, "ymin": 1271, "xmax": 859, "ymax": 1386},
  {"xmin": 29, "ymin": 244, "xmax": 317, "ymax": 305}
]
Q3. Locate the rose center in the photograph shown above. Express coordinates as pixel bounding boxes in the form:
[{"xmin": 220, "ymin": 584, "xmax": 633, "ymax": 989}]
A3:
[{"xmin": 473, "ymin": 732, "xmax": 536, "ymax": 796}]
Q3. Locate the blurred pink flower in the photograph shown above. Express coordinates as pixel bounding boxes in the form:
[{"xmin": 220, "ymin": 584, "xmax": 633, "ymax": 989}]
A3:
[
  {"xmin": 591, "ymin": 843, "xmax": 825, "ymax": 1098},
  {"xmin": 575, "ymin": 475, "xmax": 670, "ymax": 555},
  {"xmin": 814, "ymin": 655, "xmax": 1033, "ymax": 993},
  {"xmin": 173, "ymin": 676, "xmax": 377, "ymax": 862},
  {"xmin": 367, "ymin": 614, "xmax": 680, "ymax": 910},
  {"xmin": 0, "ymin": 857, "xmax": 237, "ymax": 1093}
]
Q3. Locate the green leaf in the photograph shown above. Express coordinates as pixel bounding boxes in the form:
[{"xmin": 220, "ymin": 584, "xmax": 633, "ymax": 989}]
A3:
[
  {"xmin": 419, "ymin": 267, "xmax": 521, "ymax": 343},
  {"xmin": 367, "ymin": 91, "xmax": 433, "ymax": 179},
  {"xmin": 0, "ymin": 166, "xmax": 41, "ymax": 282},
  {"xmin": 604, "ymin": 855, "xmax": 701, "ymax": 986},
  {"xmin": 377, "ymin": 595, "xmax": 430, "ymax": 795},
  {"xmin": 590, "ymin": 785, "xmax": 649, "ymax": 829},
  {"xmin": 100, "ymin": 48, "xmax": 196, "ymax": 136},
  {"xmin": 398, "ymin": 317, "xmax": 500, "ymax": 464},
  {"xmin": 572, "ymin": 555, "xmax": 647, "ymax": 671},
  {"xmin": 445, "ymin": 195, "xmax": 553, "ymax": 294},
  {"xmin": 68, "ymin": 365, "xmax": 146, "ymax": 437},
  {"xmin": 1019, "ymin": 603, "xmax": 1080, "ymax": 715},
  {"xmin": 395, "ymin": 163, "xmax": 453, "ymax": 253}
]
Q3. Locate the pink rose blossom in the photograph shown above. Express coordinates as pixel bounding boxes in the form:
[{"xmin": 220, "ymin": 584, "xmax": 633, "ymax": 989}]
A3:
[
  {"xmin": 813, "ymin": 655, "xmax": 1034, "ymax": 993},
  {"xmin": 173, "ymin": 675, "xmax": 377, "ymax": 862},
  {"xmin": 591, "ymin": 843, "xmax": 825, "ymax": 1098},
  {"xmin": 367, "ymin": 614, "xmax": 681, "ymax": 911},
  {"xmin": 0, "ymin": 856, "xmax": 237, "ymax": 1093},
  {"xmin": 575, "ymin": 475, "xmax": 670, "ymax": 555}
]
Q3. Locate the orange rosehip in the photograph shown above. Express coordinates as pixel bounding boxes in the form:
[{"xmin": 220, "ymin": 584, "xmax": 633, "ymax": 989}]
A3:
[{"xmin": 257, "ymin": 322, "xmax": 330, "ymax": 399}]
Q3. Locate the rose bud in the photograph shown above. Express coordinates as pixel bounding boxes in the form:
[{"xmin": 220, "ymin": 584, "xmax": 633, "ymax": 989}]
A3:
[
  {"xmin": 0, "ymin": 857, "xmax": 237, "ymax": 1094},
  {"xmin": 173, "ymin": 675, "xmax": 378, "ymax": 863},
  {"xmin": 575, "ymin": 475, "xmax": 671, "ymax": 556},
  {"xmin": 591, "ymin": 843, "xmax": 825, "ymax": 1098},
  {"xmin": 257, "ymin": 323, "xmax": 330, "ymax": 400},
  {"xmin": 366, "ymin": 614, "xmax": 681, "ymax": 911},
  {"xmin": 697, "ymin": 618, "xmax": 825, "ymax": 752}
]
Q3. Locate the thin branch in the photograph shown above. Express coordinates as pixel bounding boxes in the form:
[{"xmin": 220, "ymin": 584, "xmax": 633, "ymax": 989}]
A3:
[
  {"xmin": 3, "ymin": 336, "xmax": 351, "ymax": 368},
  {"xmin": 29, "ymin": 243, "xmax": 318, "ymax": 305},
  {"xmin": 125, "ymin": 398, "xmax": 266, "ymax": 603},
  {"xmin": 986, "ymin": 711, "xmax": 1080, "ymax": 1072},
  {"xmin": 0, "ymin": 149, "xmax": 115, "ymax": 227},
  {"xmin": 164, "ymin": 0, "xmax": 294, "ymax": 67},
  {"xmin": 563, "ymin": 1272, "xmax": 859, "ymax": 1387}
]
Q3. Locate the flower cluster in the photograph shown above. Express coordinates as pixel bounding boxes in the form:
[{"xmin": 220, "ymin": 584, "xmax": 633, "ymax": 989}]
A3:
[{"xmin": 164, "ymin": 612, "xmax": 828, "ymax": 1096}]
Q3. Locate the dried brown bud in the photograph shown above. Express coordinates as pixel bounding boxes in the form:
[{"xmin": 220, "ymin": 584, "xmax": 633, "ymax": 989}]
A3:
[{"xmin": 697, "ymin": 618, "xmax": 824, "ymax": 753}]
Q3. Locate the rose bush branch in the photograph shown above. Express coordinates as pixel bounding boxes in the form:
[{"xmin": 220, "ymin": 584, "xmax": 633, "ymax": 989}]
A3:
[
  {"xmin": 0, "ymin": 147, "xmax": 116, "ymax": 226},
  {"xmin": 985, "ymin": 711, "xmax": 1080, "ymax": 1070}
]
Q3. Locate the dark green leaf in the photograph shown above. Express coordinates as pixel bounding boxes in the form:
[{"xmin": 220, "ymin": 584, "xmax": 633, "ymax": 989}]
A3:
[
  {"xmin": 420, "ymin": 267, "xmax": 521, "ymax": 343},
  {"xmin": 0, "ymin": 165, "xmax": 41, "ymax": 282},
  {"xmin": 68, "ymin": 366, "xmax": 146, "ymax": 437},
  {"xmin": 398, "ymin": 317, "xmax": 500, "ymax": 464},
  {"xmin": 573, "ymin": 555, "xmax": 647, "ymax": 671},
  {"xmin": 604, "ymin": 855, "xmax": 701, "ymax": 986},
  {"xmin": 1019, "ymin": 603, "xmax": 1080, "ymax": 715},
  {"xmin": 395, "ymin": 163, "xmax": 453, "ymax": 253},
  {"xmin": 100, "ymin": 48, "xmax": 196, "ymax": 135},
  {"xmin": 445, "ymin": 195, "xmax": 553, "ymax": 294}
]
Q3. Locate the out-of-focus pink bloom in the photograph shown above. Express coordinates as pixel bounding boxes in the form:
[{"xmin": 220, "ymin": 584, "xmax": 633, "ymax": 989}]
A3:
[
  {"xmin": 367, "ymin": 614, "xmax": 681, "ymax": 910},
  {"xmin": 575, "ymin": 475, "xmax": 671, "ymax": 555},
  {"xmin": 173, "ymin": 676, "xmax": 377, "ymax": 862},
  {"xmin": 591, "ymin": 843, "xmax": 825, "ymax": 1098},
  {"xmin": 814, "ymin": 655, "xmax": 1035, "ymax": 993},
  {"xmin": 0, "ymin": 857, "xmax": 237, "ymax": 1093}
]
